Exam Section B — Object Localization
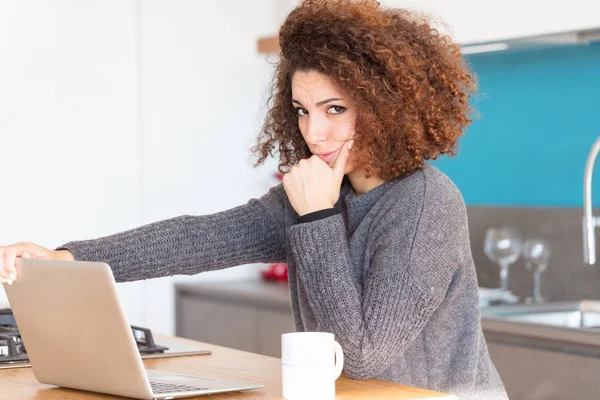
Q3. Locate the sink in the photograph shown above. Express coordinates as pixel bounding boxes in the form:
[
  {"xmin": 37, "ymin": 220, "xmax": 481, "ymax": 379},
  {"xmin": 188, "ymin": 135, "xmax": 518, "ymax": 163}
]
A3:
[
  {"xmin": 481, "ymin": 300, "xmax": 600, "ymax": 329},
  {"xmin": 500, "ymin": 310, "xmax": 600, "ymax": 329}
]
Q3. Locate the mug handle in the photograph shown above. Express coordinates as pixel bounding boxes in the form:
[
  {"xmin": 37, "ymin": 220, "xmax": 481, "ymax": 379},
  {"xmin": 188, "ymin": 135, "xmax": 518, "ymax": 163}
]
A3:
[{"xmin": 333, "ymin": 341, "xmax": 344, "ymax": 380}]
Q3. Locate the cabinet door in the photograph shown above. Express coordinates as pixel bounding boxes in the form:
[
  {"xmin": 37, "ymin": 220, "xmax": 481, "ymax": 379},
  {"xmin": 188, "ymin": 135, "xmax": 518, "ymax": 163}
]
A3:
[
  {"xmin": 487, "ymin": 341, "xmax": 600, "ymax": 399},
  {"xmin": 476, "ymin": 0, "xmax": 600, "ymax": 43},
  {"xmin": 0, "ymin": 0, "xmax": 144, "ymax": 326},
  {"xmin": 178, "ymin": 296, "xmax": 258, "ymax": 353},
  {"xmin": 381, "ymin": 0, "xmax": 480, "ymax": 44},
  {"xmin": 382, "ymin": 1, "xmax": 600, "ymax": 45},
  {"xmin": 256, "ymin": 309, "xmax": 296, "ymax": 358}
]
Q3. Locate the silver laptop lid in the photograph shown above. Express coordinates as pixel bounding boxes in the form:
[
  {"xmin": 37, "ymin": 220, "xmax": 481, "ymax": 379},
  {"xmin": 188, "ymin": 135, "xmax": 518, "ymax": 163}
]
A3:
[{"xmin": 5, "ymin": 258, "xmax": 154, "ymax": 399}]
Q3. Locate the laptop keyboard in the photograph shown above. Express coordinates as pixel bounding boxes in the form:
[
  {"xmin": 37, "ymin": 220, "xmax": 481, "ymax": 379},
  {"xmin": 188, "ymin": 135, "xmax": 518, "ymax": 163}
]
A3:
[{"xmin": 150, "ymin": 381, "xmax": 207, "ymax": 394}]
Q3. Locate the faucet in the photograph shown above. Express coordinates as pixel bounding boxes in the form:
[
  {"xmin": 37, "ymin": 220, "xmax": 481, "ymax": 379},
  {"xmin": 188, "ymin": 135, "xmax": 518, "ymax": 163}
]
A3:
[{"xmin": 583, "ymin": 137, "xmax": 600, "ymax": 265}]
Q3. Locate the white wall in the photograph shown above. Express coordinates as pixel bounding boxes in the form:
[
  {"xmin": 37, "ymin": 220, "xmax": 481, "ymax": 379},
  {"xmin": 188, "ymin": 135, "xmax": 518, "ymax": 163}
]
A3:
[
  {"xmin": 138, "ymin": 0, "xmax": 282, "ymax": 335},
  {"xmin": 0, "ymin": 0, "xmax": 283, "ymax": 335},
  {"xmin": 0, "ymin": 0, "xmax": 144, "ymax": 320}
]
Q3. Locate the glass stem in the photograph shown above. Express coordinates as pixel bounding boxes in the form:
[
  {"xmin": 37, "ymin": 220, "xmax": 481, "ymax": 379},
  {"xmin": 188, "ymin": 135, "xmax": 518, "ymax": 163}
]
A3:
[
  {"xmin": 500, "ymin": 261, "xmax": 510, "ymax": 292},
  {"xmin": 533, "ymin": 267, "xmax": 543, "ymax": 302}
]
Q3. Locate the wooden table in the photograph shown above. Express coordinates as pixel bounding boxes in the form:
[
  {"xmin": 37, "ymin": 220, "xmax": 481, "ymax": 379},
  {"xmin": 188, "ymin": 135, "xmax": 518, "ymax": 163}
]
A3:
[{"xmin": 1, "ymin": 335, "xmax": 456, "ymax": 399}]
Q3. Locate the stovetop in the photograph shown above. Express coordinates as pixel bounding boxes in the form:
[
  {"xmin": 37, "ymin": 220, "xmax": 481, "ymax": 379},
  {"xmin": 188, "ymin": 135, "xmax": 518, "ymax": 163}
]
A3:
[{"xmin": 0, "ymin": 309, "xmax": 210, "ymax": 369}]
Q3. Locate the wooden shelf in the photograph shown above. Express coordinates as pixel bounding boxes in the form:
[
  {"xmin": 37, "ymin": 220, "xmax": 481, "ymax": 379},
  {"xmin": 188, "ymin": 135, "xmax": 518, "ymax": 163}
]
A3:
[{"xmin": 257, "ymin": 35, "xmax": 280, "ymax": 54}]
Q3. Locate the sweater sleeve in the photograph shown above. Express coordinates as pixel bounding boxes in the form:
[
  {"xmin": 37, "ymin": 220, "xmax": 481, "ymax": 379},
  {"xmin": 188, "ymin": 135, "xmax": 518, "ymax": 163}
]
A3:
[
  {"xmin": 55, "ymin": 185, "xmax": 288, "ymax": 282},
  {"xmin": 288, "ymin": 183, "xmax": 465, "ymax": 379}
]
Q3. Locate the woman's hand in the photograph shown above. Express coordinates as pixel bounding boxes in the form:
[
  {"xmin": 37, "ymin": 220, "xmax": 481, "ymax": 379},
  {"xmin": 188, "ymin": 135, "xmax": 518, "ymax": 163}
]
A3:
[
  {"xmin": 0, "ymin": 242, "xmax": 74, "ymax": 285},
  {"xmin": 283, "ymin": 140, "xmax": 353, "ymax": 216}
]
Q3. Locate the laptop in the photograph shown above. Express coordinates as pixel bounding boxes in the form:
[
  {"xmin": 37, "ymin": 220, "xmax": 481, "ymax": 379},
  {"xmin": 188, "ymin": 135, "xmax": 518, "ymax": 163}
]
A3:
[{"xmin": 4, "ymin": 258, "xmax": 265, "ymax": 399}]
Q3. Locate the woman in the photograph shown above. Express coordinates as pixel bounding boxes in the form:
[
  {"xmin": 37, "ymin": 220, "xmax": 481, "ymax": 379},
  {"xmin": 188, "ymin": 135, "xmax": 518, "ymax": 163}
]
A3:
[{"xmin": 0, "ymin": 1, "xmax": 508, "ymax": 398}]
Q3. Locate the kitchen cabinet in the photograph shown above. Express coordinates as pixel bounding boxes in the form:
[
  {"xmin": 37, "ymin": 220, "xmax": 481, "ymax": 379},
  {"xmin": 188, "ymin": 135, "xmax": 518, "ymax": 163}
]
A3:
[
  {"xmin": 175, "ymin": 280, "xmax": 295, "ymax": 358},
  {"xmin": 382, "ymin": 0, "xmax": 600, "ymax": 44},
  {"xmin": 177, "ymin": 280, "xmax": 600, "ymax": 399},
  {"xmin": 473, "ymin": 0, "xmax": 600, "ymax": 43},
  {"xmin": 259, "ymin": 1, "xmax": 600, "ymax": 53},
  {"xmin": 178, "ymin": 295, "xmax": 259, "ymax": 354},
  {"xmin": 381, "ymin": 0, "xmax": 480, "ymax": 45},
  {"xmin": 486, "ymin": 339, "xmax": 600, "ymax": 400},
  {"xmin": 258, "ymin": 0, "xmax": 481, "ymax": 52}
]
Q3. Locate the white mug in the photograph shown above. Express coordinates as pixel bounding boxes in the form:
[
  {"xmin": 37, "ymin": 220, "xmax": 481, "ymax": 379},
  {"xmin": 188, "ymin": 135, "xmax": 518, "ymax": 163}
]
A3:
[{"xmin": 281, "ymin": 332, "xmax": 344, "ymax": 400}]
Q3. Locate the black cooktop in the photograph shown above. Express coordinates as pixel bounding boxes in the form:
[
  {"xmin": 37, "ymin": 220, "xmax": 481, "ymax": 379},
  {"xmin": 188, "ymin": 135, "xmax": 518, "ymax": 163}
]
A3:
[{"xmin": 0, "ymin": 308, "xmax": 169, "ymax": 366}]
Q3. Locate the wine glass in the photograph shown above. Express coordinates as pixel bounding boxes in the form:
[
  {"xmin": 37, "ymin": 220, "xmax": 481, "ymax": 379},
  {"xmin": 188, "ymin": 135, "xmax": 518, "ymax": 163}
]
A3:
[
  {"xmin": 522, "ymin": 239, "xmax": 550, "ymax": 304},
  {"xmin": 484, "ymin": 227, "xmax": 523, "ymax": 292}
]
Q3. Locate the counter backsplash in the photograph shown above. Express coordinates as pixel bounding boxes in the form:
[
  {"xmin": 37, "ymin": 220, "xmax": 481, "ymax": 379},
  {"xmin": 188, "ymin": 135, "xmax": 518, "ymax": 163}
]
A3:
[{"xmin": 468, "ymin": 206, "xmax": 600, "ymax": 302}]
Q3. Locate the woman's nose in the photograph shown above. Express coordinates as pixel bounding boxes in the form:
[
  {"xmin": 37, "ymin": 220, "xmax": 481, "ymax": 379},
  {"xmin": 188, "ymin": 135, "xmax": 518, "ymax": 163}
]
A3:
[{"xmin": 304, "ymin": 118, "xmax": 329, "ymax": 144}]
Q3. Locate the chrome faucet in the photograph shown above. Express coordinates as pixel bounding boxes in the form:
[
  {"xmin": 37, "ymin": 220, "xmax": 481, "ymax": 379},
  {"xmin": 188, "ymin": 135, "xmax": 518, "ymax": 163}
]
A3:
[{"xmin": 583, "ymin": 137, "xmax": 600, "ymax": 265}]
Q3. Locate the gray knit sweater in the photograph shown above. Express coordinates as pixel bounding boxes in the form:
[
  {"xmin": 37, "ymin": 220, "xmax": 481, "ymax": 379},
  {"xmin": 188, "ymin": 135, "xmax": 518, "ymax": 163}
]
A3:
[{"xmin": 56, "ymin": 165, "xmax": 508, "ymax": 399}]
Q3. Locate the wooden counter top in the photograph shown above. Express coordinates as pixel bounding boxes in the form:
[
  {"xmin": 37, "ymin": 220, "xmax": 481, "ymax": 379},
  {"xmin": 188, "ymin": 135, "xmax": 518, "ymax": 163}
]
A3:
[{"xmin": 1, "ymin": 335, "xmax": 456, "ymax": 399}]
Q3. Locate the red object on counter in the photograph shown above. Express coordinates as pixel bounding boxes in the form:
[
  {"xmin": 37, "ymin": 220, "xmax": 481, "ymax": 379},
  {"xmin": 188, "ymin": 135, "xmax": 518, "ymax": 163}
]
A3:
[
  {"xmin": 261, "ymin": 263, "xmax": 288, "ymax": 281},
  {"xmin": 260, "ymin": 171, "xmax": 289, "ymax": 281}
]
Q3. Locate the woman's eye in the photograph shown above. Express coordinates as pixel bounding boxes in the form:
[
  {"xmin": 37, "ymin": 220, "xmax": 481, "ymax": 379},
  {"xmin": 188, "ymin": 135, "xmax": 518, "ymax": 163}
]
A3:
[
  {"xmin": 294, "ymin": 107, "xmax": 308, "ymax": 117},
  {"xmin": 328, "ymin": 105, "xmax": 347, "ymax": 114},
  {"xmin": 294, "ymin": 106, "xmax": 345, "ymax": 116},
  {"xmin": 294, "ymin": 107, "xmax": 307, "ymax": 116}
]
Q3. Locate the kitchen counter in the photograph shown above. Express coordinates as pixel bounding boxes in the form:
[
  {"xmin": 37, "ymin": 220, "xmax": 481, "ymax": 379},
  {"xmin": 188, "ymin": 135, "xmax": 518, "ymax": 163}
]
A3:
[
  {"xmin": 1, "ymin": 334, "xmax": 455, "ymax": 399},
  {"xmin": 177, "ymin": 279, "xmax": 292, "ymax": 312},
  {"xmin": 481, "ymin": 311, "xmax": 600, "ymax": 356},
  {"xmin": 176, "ymin": 280, "xmax": 600, "ymax": 400},
  {"xmin": 177, "ymin": 280, "xmax": 600, "ymax": 352}
]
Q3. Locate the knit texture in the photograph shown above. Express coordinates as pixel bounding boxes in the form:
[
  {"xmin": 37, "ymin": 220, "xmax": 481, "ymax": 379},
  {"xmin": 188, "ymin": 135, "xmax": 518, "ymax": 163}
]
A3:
[{"xmin": 56, "ymin": 165, "xmax": 508, "ymax": 399}]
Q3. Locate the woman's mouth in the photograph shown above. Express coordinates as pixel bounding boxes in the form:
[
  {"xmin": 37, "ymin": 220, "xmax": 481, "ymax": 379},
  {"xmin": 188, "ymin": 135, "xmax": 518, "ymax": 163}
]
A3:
[{"xmin": 315, "ymin": 148, "xmax": 340, "ymax": 163}]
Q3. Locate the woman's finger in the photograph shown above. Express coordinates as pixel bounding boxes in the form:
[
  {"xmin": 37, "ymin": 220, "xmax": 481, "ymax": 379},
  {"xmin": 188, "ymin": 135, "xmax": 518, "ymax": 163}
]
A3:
[{"xmin": 332, "ymin": 140, "xmax": 354, "ymax": 180}]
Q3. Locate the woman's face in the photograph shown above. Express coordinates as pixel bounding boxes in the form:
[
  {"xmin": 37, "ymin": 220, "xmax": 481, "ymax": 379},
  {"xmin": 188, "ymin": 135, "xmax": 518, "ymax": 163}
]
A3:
[{"xmin": 291, "ymin": 70, "xmax": 356, "ymax": 174}]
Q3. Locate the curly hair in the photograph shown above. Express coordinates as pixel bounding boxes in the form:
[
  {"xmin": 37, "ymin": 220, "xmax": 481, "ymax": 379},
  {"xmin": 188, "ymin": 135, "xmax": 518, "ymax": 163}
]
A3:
[{"xmin": 252, "ymin": 0, "xmax": 478, "ymax": 180}]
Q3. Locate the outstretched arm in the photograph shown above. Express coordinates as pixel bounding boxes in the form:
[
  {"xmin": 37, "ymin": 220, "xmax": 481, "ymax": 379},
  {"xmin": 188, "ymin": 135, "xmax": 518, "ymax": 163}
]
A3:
[{"xmin": 55, "ymin": 185, "xmax": 288, "ymax": 282}]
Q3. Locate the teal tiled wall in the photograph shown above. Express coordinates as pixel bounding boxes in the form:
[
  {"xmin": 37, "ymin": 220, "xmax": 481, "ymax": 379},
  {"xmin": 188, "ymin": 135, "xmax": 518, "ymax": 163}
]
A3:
[{"xmin": 433, "ymin": 42, "xmax": 600, "ymax": 207}]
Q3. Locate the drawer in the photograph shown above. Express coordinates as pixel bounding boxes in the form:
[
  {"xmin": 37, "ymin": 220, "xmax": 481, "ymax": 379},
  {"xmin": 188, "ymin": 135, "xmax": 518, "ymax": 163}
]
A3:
[
  {"xmin": 256, "ymin": 309, "xmax": 295, "ymax": 358},
  {"xmin": 177, "ymin": 295, "xmax": 258, "ymax": 353}
]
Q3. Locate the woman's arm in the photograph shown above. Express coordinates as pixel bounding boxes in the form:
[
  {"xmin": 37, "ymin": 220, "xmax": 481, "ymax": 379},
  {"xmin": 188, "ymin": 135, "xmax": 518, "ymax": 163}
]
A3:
[
  {"xmin": 288, "ymin": 191, "xmax": 465, "ymax": 379},
  {"xmin": 55, "ymin": 185, "xmax": 288, "ymax": 282}
]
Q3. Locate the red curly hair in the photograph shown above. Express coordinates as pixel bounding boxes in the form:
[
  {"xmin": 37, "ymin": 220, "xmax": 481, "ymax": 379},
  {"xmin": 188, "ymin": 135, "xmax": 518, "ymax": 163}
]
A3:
[{"xmin": 252, "ymin": 0, "xmax": 478, "ymax": 180}]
